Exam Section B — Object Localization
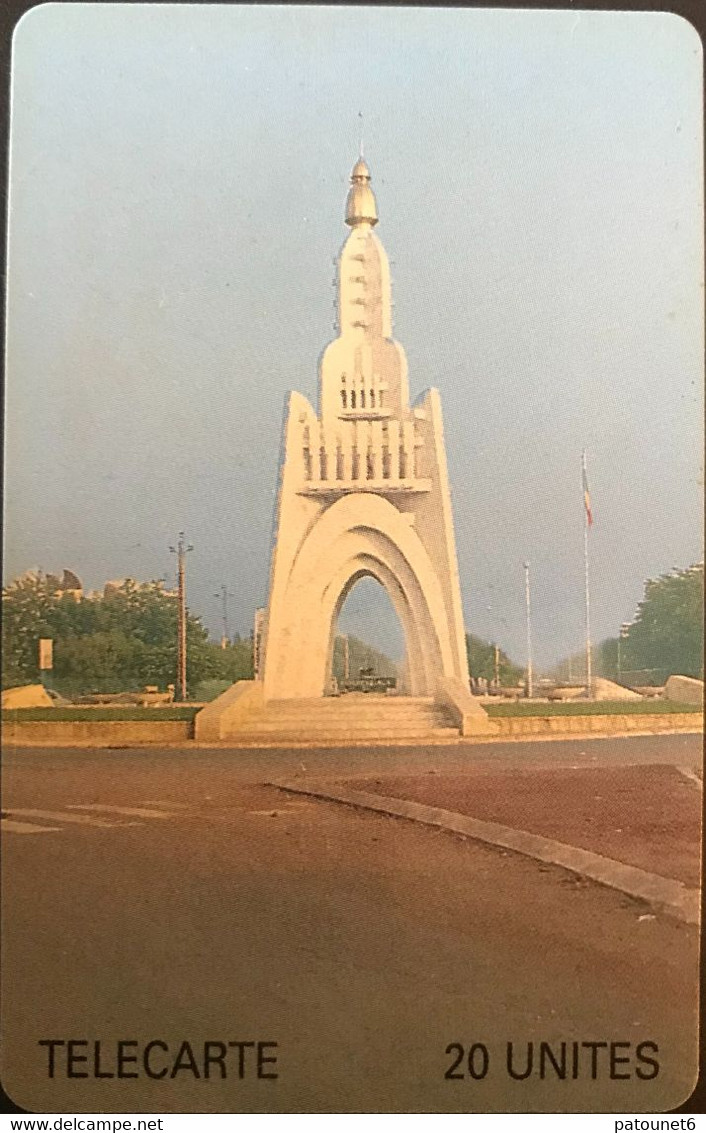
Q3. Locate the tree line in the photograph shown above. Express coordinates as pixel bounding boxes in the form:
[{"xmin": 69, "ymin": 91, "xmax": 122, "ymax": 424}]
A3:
[
  {"xmin": 9, "ymin": 561, "xmax": 694, "ymax": 698},
  {"xmin": 1, "ymin": 574, "xmax": 253, "ymax": 696},
  {"xmin": 554, "ymin": 563, "xmax": 703, "ymax": 685},
  {"xmin": 2, "ymin": 571, "xmax": 529, "ymax": 697},
  {"xmin": 465, "ymin": 634, "xmax": 524, "ymax": 686},
  {"xmin": 603, "ymin": 563, "xmax": 703, "ymax": 683}
]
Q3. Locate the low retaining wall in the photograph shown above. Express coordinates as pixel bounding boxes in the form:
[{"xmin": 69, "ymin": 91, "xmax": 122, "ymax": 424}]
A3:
[
  {"xmin": 491, "ymin": 712, "xmax": 702, "ymax": 737},
  {"xmin": 2, "ymin": 710, "xmax": 701, "ymax": 747},
  {"xmin": 435, "ymin": 676, "xmax": 497, "ymax": 735},
  {"xmin": 2, "ymin": 720, "xmax": 193, "ymax": 746}
]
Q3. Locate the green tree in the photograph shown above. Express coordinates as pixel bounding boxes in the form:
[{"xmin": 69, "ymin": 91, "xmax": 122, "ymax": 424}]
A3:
[
  {"xmin": 55, "ymin": 630, "xmax": 147, "ymax": 695},
  {"xmin": 619, "ymin": 564, "xmax": 703, "ymax": 681},
  {"xmin": 2, "ymin": 574, "xmax": 220, "ymax": 695},
  {"xmin": 1, "ymin": 574, "xmax": 60, "ymax": 687},
  {"xmin": 214, "ymin": 634, "xmax": 255, "ymax": 682},
  {"xmin": 465, "ymin": 634, "xmax": 523, "ymax": 685},
  {"xmin": 190, "ymin": 635, "xmax": 255, "ymax": 701},
  {"xmin": 595, "ymin": 637, "xmax": 619, "ymax": 681}
]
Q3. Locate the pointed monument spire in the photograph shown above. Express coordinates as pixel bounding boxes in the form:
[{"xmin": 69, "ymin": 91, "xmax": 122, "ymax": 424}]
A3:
[{"xmin": 345, "ymin": 149, "xmax": 378, "ymax": 227}]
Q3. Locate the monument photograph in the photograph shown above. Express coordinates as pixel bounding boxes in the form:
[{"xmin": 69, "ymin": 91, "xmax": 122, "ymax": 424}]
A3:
[{"xmin": 1, "ymin": 3, "xmax": 703, "ymax": 1116}]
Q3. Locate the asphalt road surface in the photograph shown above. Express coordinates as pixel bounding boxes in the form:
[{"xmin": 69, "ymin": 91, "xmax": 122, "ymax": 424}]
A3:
[{"xmin": 1, "ymin": 734, "xmax": 701, "ymax": 1114}]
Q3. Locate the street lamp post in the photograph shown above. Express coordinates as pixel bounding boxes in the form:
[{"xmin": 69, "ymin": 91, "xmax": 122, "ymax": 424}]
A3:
[
  {"xmin": 169, "ymin": 532, "xmax": 193, "ymax": 701},
  {"xmin": 524, "ymin": 562, "xmax": 533, "ymax": 699}
]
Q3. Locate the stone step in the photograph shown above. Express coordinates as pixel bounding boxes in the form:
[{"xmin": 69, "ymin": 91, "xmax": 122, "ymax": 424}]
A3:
[
  {"xmin": 253, "ymin": 711, "xmax": 451, "ymax": 720},
  {"xmin": 257, "ymin": 706, "xmax": 446, "ymax": 720},
  {"xmin": 227, "ymin": 728, "xmax": 460, "ymax": 742},
  {"xmin": 230, "ymin": 712, "xmax": 457, "ymax": 733},
  {"xmin": 219, "ymin": 695, "xmax": 461, "ymax": 741},
  {"xmin": 267, "ymin": 698, "xmax": 434, "ymax": 711},
  {"xmin": 247, "ymin": 712, "xmax": 453, "ymax": 726},
  {"xmin": 269, "ymin": 696, "xmax": 433, "ymax": 702},
  {"xmin": 223, "ymin": 729, "xmax": 460, "ymax": 741},
  {"xmin": 233, "ymin": 716, "xmax": 455, "ymax": 727}
]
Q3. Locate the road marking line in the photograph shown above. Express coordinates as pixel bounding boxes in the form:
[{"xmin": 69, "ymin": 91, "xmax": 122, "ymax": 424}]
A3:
[
  {"xmin": 2, "ymin": 818, "xmax": 62, "ymax": 834},
  {"xmin": 7, "ymin": 808, "xmax": 125, "ymax": 828},
  {"xmin": 68, "ymin": 805, "xmax": 175, "ymax": 819}
]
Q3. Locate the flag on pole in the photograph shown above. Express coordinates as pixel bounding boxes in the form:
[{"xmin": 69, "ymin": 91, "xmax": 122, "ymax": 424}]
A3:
[{"xmin": 582, "ymin": 451, "xmax": 593, "ymax": 527}]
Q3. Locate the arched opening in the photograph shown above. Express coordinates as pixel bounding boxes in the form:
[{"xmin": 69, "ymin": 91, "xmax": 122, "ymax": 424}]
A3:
[
  {"xmin": 262, "ymin": 491, "xmax": 461, "ymax": 700},
  {"xmin": 330, "ymin": 575, "xmax": 406, "ymax": 695}
]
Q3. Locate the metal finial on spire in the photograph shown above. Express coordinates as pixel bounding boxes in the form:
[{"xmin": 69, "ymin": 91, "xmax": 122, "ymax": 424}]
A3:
[
  {"xmin": 358, "ymin": 111, "xmax": 364, "ymax": 158},
  {"xmin": 345, "ymin": 150, "xmax": 377, "ymax": 227}
]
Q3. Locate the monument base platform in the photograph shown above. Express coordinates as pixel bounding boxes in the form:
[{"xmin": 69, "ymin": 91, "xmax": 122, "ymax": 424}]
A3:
[{"xmin": 194, "ymin": 683, "xmax": 496, "ymax": 743}]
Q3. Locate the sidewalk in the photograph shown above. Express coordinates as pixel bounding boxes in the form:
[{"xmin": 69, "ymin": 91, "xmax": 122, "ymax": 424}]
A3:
[{"xmin": 341, "ymin": 762, "xmax": 701, "ymax": 887}]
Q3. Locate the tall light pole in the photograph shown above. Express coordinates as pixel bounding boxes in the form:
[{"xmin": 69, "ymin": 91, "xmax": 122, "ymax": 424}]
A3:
[
  {"xmin": 214, "ymin": 584, "xmax": 234, "ymax": 649},
  {"xmin": 584, "ymin": 525, "xmax": 593, "ymax": 695},
  {"xmin": 169, "ymin": 532, "xmax": 193, "ymax": 701},
  {"xmin": 524, "ymin": 562, "xmax": 533, "ymax": 699}
]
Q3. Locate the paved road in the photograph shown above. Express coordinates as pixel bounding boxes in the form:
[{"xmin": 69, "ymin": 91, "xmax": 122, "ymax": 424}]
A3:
[{"xmin": 1, "ymin": 734, "xmax": 701, "ymax": 1113}]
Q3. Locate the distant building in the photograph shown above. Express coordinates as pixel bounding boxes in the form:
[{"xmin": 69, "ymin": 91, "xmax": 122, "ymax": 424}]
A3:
[{"xmin": 16, "ymin": 568, "xmax": 83, "ymax": 602}]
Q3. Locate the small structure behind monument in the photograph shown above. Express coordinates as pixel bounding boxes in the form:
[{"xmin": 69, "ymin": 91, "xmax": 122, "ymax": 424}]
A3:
[{"xmin": 196, "ymin": 156, "xmax": 495, "ymax": 742}]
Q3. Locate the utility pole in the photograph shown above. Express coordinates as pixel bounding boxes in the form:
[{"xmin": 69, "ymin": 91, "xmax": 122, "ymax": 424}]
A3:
[
  {"xmin": 494, "ymin": 643, "xmax": 500, "ymax": 689},
  {"xmin": 253, "ymin": 607, "xmax": 265, "ymax": 679},
  {"xmin": 524, "ymin": 562, "xmax": 533, "ymax": 699},
  {"xmin": 214, "ymin": 584, "xmax": 234, "ymax": 649},
  {"xmin": 343, "ymin": 634, "xmax": 350, "ymax": 682},
  {"xmin": 169, "ymin": 532, "xmax": 193, "ymax": 701}
]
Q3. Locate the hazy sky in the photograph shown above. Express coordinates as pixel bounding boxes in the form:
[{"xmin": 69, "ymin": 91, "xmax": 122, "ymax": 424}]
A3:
[{"xmin": 4, "ymin": 4, "xmax": 703, "ymax": 668}]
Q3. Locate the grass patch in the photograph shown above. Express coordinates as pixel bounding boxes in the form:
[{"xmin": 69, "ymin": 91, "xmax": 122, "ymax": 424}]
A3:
[
  {"xmin": 485, "ymin": 699, "xmax": 702, "ymax": 717},
  {"xmin": 2, "ymin": 705, "xmax": 200, "ymax": 723}
]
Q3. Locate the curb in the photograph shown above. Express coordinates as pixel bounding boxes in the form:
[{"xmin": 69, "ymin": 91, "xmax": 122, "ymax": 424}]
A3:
[
  {"xmin": 270, "ymin": 779, "xmax": 700, "ymax": 926},
  {"xmin": 3, "ymin": 722, "xmax": 702, "ymax": 750}
]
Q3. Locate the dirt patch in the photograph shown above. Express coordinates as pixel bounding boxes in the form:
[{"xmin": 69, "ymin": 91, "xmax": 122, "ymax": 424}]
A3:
[{"xmin": 345, "ymin": 763, "xmax": 701, "ymax": 887}]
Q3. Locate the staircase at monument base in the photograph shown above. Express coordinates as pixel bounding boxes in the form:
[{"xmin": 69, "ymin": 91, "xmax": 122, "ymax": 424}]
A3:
[{"xmin": 229, "ymin": 696, "xmax": 460, "ymax": 742}]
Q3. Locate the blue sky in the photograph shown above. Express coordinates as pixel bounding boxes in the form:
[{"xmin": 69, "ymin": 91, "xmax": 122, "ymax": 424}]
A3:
[{"xmin": 4, "ymin": 4, "xmax": 703, "ymax": 667}]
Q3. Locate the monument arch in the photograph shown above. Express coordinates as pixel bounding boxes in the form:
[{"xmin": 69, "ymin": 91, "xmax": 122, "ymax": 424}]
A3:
[{"xmin": 263, "ymin": 488, "xmax": 456, "ymax": 698}]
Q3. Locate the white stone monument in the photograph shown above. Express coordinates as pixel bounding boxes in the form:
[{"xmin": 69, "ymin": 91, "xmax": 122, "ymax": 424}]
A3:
[
  {"xmin": 196, "ymin": 156, "xmax": 494, "ymax": 740},
  {"xmin": 262, "ymin": 156, "xmax": 470, "ymax": 697}
]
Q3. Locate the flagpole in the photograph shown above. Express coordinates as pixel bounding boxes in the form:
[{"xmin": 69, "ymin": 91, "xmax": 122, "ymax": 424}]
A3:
[
  {"xmin": 582, "ymin": 450, "xmax": 593, "ymax": 698},
  {"xmin": 524, "ymin": 561, "xmax": 533, "ymax": 699}
]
